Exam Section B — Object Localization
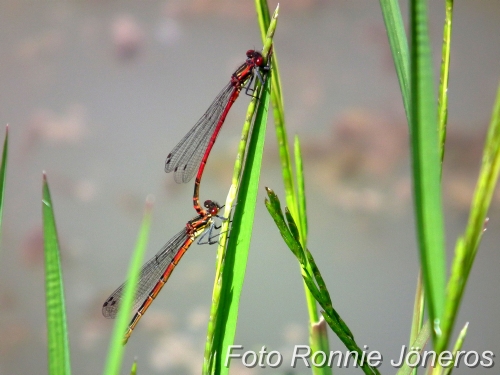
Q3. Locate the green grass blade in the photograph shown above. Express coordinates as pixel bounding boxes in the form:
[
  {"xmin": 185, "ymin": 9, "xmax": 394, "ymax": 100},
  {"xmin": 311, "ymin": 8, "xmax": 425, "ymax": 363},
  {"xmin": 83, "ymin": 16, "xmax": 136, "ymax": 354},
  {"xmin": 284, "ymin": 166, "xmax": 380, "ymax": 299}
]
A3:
[
  {"xmin": 256, "ymin": 2, "xmax": 283, "ymax": 114},
  {"xmin": 129, "ymin": 359, "xmax": 137, "ymax": 375},
  {"xmin": 395, "ymin": 321, "xmax": 431, "ymax": 375},
  {"xmin": 205, "ymin": 70, "xmax": 271, "ymax": 375},
  {"xmin": 294, "ymin": 136, "xmax": 308, "ymax": 245},
  {"xmin": 438, "ymin": 0, "xmax": 454, "ymax": 163},
  {"xmin": 42, "ymin": 173, "xmax": 71, "ymax": 375},
  {"xmin": 293, "ymin": 140, "xmax": 332, "ymax": 375},
  {"xmin": 442, "ymin": 322, "xmax": 468, "ymax": 375},
  {"xmin": 203, "ymin": 81, "xmax": 261, "ymax": 375},
  {"xmin": 409, "ymin": 0, "xmax": 446, "ymax": 342},
  {"xmin": 320, "ymin": 312, "xmax": 380, "ymax": 375},
  {"xmin": 438, "ymin": 237, "xmax": 467, "ymax": 354},
  {"xmin": 103, "ymin": 197, "xmax": 153, "ymax": 375},
  {"xmin": 0, "ymin": 125, "xmax": 8, "ymax": 235},
  {"xmin": 265, "ymin": 189, "xmax": 379, "ymax": 375},
  {"xmin": 301, "ymin": 245, "xmax": 352, "ymax": 339},
  {"xmin": 265, "ymin": 188, "xmax": 306, "ymax": 266},
  {"xmin": 203, "ymin": 14, "xmax": 277, "ymax": 374},
  {"xmin": 438, "ymin": 81, "xmax": 500, "ymax": 352},
  {"xmin": 409, "ymin": 271, "xmax": 424, "ymax": 375},
  {"xmin": 257, "ymin": 4, "xmax": 330, "ymax": 373},
  {"xmin": 379, "ymin": 0, "xmax": 411, "ymax": 124},
  {"xmin": 462, "ymin": 82, "xmax": 500, "ymax": 278},
  {"xmin": 255, "ymin": 1, "xmax": 296, "ymax": 220}
]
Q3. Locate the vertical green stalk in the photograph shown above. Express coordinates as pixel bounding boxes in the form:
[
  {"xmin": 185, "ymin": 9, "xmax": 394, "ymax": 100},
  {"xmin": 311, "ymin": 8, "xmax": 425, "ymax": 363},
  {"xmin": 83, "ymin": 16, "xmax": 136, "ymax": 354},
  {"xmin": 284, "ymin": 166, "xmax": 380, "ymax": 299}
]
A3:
[
  {"xmin": 255, "ymin": 2, "xmax": 330, "ymax": 374},
  {"xmin": 255, "ymin": 1, "xmax": 297, "ymax": 219},
  {"xmin": 204, "ymin": 75, "xmax": 271, "ymax": 375},
  {"xmin": 203, "ymin": 81, "xmax": 263, "ymax": 375},
  {"xmin": 409, "ymin": 0, "xmax": 446, "ymax": 344},
  {"xmin": 203, "ymin": 11, "xmax": 277, "ymax": 374}
]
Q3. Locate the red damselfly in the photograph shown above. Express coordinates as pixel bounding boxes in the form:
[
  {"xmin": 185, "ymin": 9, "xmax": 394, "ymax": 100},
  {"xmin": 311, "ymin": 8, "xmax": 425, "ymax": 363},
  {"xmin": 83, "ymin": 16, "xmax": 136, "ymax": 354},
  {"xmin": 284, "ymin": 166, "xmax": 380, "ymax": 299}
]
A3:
[
  {"xmin": 102, "ymin": 200, "xmax": 224, "ymax": 343},
  {"xmin": 164, "ymin": 49, "xmax": 269, "ymax": 214}
]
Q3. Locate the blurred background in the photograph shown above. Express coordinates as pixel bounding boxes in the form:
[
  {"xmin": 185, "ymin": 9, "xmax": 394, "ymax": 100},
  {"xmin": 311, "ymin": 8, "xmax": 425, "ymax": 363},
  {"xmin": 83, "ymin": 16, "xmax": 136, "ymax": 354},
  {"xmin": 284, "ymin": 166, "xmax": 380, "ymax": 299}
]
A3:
[{"xmin": 0, "ymin": 1, "xmax": 499, "ymax": 374}]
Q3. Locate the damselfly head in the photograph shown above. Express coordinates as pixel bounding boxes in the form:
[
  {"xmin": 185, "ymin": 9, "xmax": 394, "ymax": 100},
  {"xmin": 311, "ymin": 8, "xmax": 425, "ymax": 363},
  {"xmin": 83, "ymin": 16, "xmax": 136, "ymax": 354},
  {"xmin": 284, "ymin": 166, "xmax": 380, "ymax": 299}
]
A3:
[
  {"xmin": 204, "ymin": 200, "xmax": 220, "ymax": 216},
  {"xmin": 246, "ymin": 50, "xmax": 264, "ymax": 67}
]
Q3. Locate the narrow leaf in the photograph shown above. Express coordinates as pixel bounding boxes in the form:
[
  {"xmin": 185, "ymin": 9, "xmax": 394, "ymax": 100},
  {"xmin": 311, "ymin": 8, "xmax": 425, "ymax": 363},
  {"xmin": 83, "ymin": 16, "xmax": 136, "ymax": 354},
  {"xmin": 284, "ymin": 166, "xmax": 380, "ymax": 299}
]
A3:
[
  {"xmin": 257, "ymin": 3, "xmax": 330, "ymax": 373},
  {"xmin": 379, "ymin": 0, "xmax": 411, "ymax": 125},
  {"xmin": 438, "ymin": 81, "xmax": 500, "ymax": 352},
  {"xmin": 320, "ymin": 312, "xmax": 380, "ymax": 375},
  {"xmin": 264, "ymin": 189, "xmax": 304, "ymax": 263},
  {"xmin": 410, "ymin": 0, "xmax": 446, "ymax": 341},
  {"xmin": 409, "ymin": 271, "xmax": 425, "ymax": 375},
  {"xmin": 42, "ymin": 173, "xmax": 71, "ymax": 375},
  {"xmin": 396, "ymin": 321, "xmax": 431, "ymax": 375},
  {"xmin": 0, "ymin": 125, "xmax": 8, "ymax": 236},
  {"xmin": 103, "ymin": 197, "xmax": 153, "ymax": 375},
  {"xmin": 294, "ymin": 136, "xmax": 308, "ymax": 244},
  {"xmin": 129, "ymin": 359, "xmax": 137, "ymax": 375},
  {"xmin": 442, "ymin": 322, "xmax": 468, "ymax": 375},
  {"xmin": 203, "ymin": 14, "xmax": 277, "ymax": 373},
  {"xmin": 438, "ymin": 0, "xmax": 454, "ymax": 163},
  {"xmin": 211, "ymin": 70, "xmax": 271, "ymax": 375},
  {"xmin": 255, "ymin": 1, "xmax": 296, "ymax": 219}
]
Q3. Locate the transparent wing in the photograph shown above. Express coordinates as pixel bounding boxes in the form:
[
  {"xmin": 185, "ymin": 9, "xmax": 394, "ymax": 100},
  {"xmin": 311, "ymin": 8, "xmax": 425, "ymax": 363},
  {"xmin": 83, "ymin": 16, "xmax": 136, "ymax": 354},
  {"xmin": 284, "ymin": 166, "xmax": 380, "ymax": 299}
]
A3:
[
  {"xmin": 102, "ymin": 228, "xmax": 189, "ymax": 319},
  {"xmin": 164, "ymin": 82, "xmax": 235, "ymax": 183}
]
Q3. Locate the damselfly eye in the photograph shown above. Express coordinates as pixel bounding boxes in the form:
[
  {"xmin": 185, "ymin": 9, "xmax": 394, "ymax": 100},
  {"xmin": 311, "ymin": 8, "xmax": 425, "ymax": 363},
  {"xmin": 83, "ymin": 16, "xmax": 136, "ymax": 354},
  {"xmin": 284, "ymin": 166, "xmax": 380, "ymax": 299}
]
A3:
[
  {"xmin": 255, "ymin": 56, "xmax": 263, "ymax": 66},
  {"xmin": 246, "ymin": 49, "xmax": 255, "ymax": 57},
  {"xmin": 204, "ymin": 200, "xmax": 219, "ymax": 215}
]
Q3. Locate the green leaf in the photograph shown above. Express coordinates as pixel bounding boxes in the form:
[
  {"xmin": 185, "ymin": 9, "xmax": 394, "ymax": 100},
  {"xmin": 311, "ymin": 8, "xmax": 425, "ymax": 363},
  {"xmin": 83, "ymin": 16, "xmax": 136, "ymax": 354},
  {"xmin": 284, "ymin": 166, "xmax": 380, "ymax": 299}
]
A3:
[
  {"xmin": 264, "ymin": 188, "xmax": 304, "ymax": 264},
  {"xmin": 438, "ymin": 81, "xmax": 500, "ymax": 352},
  {"xmin": 0, "ymin": 125, "xmax": 8, "ymax": 237},
  {"xmin": 129, "ymin": 359, "xmax": 137, "ymax": 375},
  {"xmin": 294, "ymin": 136, "xmax": 308, "ymax": 244},
  {"xmin": 203, "ymin": 85, "xmax": 261, "ymax": 375},
  {"xmin": 409, "ymin": 0, "xmax": 446, "ymax": 342},
  {"xmin": 258, "ymin": 5, "xmax": 331, "ymax": 372},
  {"xmin": 42, "ymin": 173, "xmax": 71, "ymax": 375},
  {"xmin": 203, "ymin": 11, "xmax": 277, "ymax": 373},
  {"xmin": 204, "ymin": 66, "xmax": 272, "ymax": 375},
  {"xmin": 379, "ymin": 0, "xmax": 411, "ymax": 125},
  {"xmin": 320, "ymin": 311, "xmax": 380, "ymax": 375},
  {"xmin": 442, "ymin": 322, "xmax": 468, "ymax": 375},
  {"xmin": 409, "ymin": 271, "xmax": 425, "ymax": 375},
  {"xmin": 396, "ymin": 321, "xmax": 431, "ymax": 375},
  {"xmin": 103, "ymin": 197, "xmax": 153, "ymax": 375},
  {"xmin": 266, "ymin": 189, "xmax": 379, "ymax": 375},
  {"xmin": 438, "ymin": 0, "xmax": 454, "ymax": 163},
  {"xmin": 256, "ymin": 2, "xmax": 282, "ymax": 104},
  {"xmin": 285, "ymin": 207, "xmax": 301, "ymax": 246},
  {"xmin": 255, "ymin": 1, "xmax": 295, "ymax": 220}
]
